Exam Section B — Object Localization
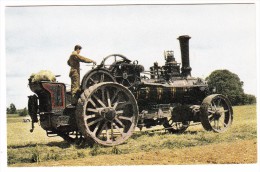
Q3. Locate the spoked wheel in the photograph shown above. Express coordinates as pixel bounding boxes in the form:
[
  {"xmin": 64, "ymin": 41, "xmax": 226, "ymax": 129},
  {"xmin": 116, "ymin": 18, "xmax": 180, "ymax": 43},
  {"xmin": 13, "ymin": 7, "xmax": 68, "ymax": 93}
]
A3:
[
  {"xmin": 200, "ymin": 94, "xmax": 233, "ymax": 133},
  {"xmin": 104, "ymin": 54, "xmax": 139, "ymax": 89},
  {"xmin": 112, "ymin": 67, "xmax": 140, "ymax": 89},
  {"xmin": 81, "ymin": 69, "xmax": 116, "ymax": 90},
  {"xmin": 163, "ymin": 118, "xmax": 189, "ymax": 134},
  {"xmin": 76, "ymin": 82, "xmax": 139, "ymax": 146},
  {"xmin": 100, "ymin": 54, "xmax": 131, "ymax": 69}
]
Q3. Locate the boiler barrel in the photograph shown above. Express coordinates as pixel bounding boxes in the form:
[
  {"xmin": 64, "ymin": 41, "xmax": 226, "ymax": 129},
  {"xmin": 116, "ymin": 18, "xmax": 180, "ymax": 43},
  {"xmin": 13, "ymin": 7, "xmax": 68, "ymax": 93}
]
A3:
[{"xmin": 136, "ymin": 84, "xmax": 206, "ymax": 105}]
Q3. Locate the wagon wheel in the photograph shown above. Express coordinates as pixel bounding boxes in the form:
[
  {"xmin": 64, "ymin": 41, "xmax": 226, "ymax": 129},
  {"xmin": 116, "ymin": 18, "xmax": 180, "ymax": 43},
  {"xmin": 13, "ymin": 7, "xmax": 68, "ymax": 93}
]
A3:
[
  {"xmin": 100, "ymin": 54, "xmax": 131, "ymax": 69},
  {"xmin": 163, "ymin": 118, "xmax": 189, "ymax": 134},
  {"xmin": 200, "ymin": 94, "xmax": 233, "ymax": 133},
  {"xmin": 112, "ymin": 66, "xmax": 140, "ymax": 89},
  {"xmin": 76, "ymin": 82, "xmax": 139, "ymax": 146},
  {"xmin": 102, "ymin": 54, "xmax": 137, "ymax": 88},
  {"xmin": 81, "ymin": 69, "xmax": 116, "ymax": 90}
]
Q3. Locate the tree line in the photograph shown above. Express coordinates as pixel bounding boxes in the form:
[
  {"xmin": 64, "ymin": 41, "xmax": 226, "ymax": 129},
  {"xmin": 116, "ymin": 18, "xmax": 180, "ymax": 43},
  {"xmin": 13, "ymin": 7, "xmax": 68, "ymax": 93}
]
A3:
[
  {"xmin": 6, "ymin": 103, "xmax": 28, "ymax": 116},
  {"xmin": 206, "ymin": 69, "xmax": 256, "ymax": 105}
]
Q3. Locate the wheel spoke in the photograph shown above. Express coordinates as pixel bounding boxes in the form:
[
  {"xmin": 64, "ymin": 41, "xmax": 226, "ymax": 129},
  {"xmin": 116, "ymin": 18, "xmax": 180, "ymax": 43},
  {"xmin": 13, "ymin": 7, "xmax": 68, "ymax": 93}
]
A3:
[
  {"xmin": 86, "ymin": 108, "xmax": 99, "ymax": 113},
  {"xmin": 92, "ymin": 94, "xmax": 106, "ymax": 108},
  {"xmin": 100, "ymin": 73, "xmax": 105, "ymax": 82},
  {"xmin": 87, "ymin": 117, "xmax": 103, "ymax": 127},
  {"xmin": 218, "ymin": 120, "xmax": 227, "ymax": 128},
  {"xmin": 211, "ymin": 103, "xmax": 216, "ymax": 111},
  {"xmin": 208, "ymin": 109, "xmax": 215, "ymax": 113},
  {"xmin": 84, "ymin": 114, "xmax": 97, "ymax": 120},
  {"xmin": 118, "ymin": 116, "xmax": 133, "ymax": 122},
  {"xmin": 116, "ymin": 101, "xmax": 132, "ymax": 109},
  {"xmin": 169, "ymin": 119, "xmax": 174, "ymax": 126},
  {"xmin": 96, "ymin": 121, "xmax": 107, "ymax": 137},
  {"xmin": 217, "ymin": 120, "xmax": 220, "ymax": 129},
  {"xmin": 115, "ymin": 75, "xmax": 123, "ymax": 78},
  {"xmin": 126, "ymin": 79, "xmax": 131, "ymax": 86},
  {"xmin": 163, "ymin": 119, "xmax": 189, "ymax": 133},
  {"xmin": 125, "ymin": 79, "xmax": 131, "ymax": 86},
  {"xmin": 88, "ymin": 98, "xmax": 97, "ymax": 108},
  {"xmin": 101, "ymin": 87, "xmax": 106, "ymax": 103},
  {"xmin": 111, "ymin": 123, "xmax": 114, "ymax": 141},
  {"xmin": 212, "ymin": 101, "xmax": 216, "ymax": 107},
  {"xmin": 116, "ymin": 110, "xmax": 124, "ymax": 114},
  {"xmin": 93, "ymin": 121, "xmax": 101, "ymax": 134},
  {"xmin": 114, "ymin": 124, "xmax": 126, "ymax": 137},
  {"xmin": 114, "ymin": 117, "xmax": 125, "ymax": 128},
  {"xmin": 105, "ymin": 123, "xmax": 110, "ymax": 142},
  {"xmin": 217, "ymin": 98, "xmax": 222, "ymax": 107},
  {"xmin": 113, "ymin": 101, "xmax": 119, "ymax": 109},
  {"xmin": 209, "ymin": 115, "xmax": 214, "ymax": 122},
  {"xmin": 177, "ymin": 123, "xmax": 183, "ymax": 129},
  {"xmin": 106, "ymin": 89, "xmax": 111, "ymax": 107},
  {"xmin": 111, "ymin": 89, "xmax": 120, "ymax": 103},
  {"xmin": 89, "ymin": 77, "xmax": 95, "ymax": 84}
]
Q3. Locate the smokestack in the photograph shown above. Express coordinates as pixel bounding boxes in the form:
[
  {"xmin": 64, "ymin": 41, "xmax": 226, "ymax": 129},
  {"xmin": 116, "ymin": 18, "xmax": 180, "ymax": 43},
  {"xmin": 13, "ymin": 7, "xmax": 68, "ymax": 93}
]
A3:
[{"xmin": 178, "ymin": 35, "xmax": 192, "ymax": 77}]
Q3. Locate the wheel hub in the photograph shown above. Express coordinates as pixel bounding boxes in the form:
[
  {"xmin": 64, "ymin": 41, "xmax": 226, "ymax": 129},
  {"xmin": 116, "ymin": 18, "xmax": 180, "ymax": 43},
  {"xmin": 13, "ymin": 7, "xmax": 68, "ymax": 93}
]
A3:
[
  {"xmin": 100, "ymin": 108, "xmax": 116, "ymax": 121},
  {"xmin": 123, "ymin": 72, "xmax": 128, "ymax": 79},
  {"xmin": 213, "ymin": 111, "xmax": 221, "ymax": 120}
]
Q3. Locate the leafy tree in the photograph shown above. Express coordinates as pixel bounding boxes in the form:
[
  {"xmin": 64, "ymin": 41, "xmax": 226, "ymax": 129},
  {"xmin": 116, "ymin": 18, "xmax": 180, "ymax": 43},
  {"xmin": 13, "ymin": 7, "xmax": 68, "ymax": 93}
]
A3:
[
  {"xmin": 6, "ymin": 103, "xmax": 17, "ymax": 114},
  {"xmin": 6, "ymin": 107, "xmax": 10, "ymax": 114},
  {"xmin": 206, "ymin": 69, "xmax": 256, "ymax": 105},
  {"xmin": 18, "ymin": 107, "xmax": 28, "ymax": 116},
  {"xmin": 242, "ymin": 94, "xmax": 256, "ymax": 105}
]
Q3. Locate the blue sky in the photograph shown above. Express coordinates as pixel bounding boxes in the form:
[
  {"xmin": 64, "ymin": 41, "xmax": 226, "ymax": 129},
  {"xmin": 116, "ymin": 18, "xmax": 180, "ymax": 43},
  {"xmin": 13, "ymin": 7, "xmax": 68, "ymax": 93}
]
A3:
[{"xmin": 4, "ymin": 3, "xmax": 257, "ymax": 108}]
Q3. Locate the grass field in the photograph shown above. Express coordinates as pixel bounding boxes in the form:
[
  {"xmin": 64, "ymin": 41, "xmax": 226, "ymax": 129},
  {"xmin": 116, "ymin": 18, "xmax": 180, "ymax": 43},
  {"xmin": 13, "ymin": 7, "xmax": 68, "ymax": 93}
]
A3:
[{"xmin": 6, "ymin": 105, "xmax": 257, "ymax": 166}]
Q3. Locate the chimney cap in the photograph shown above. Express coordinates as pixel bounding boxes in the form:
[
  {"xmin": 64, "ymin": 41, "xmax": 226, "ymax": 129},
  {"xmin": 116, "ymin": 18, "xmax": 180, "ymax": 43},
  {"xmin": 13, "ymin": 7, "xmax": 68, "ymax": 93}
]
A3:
[{"xmin": 178, "ymin": 35, "xmax": 191, "ymax": 40}]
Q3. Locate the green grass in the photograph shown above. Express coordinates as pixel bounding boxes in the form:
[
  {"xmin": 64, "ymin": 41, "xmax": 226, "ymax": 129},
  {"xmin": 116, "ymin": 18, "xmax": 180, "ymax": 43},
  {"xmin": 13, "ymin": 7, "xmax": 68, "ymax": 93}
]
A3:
[{"xmin": 7, "ymin": 105, "xmax": 257, "ymax": 166}]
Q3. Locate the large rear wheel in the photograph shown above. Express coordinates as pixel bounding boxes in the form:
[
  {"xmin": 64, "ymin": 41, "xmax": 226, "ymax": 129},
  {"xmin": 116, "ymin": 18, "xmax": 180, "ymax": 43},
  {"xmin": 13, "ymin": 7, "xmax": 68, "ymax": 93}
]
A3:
[{"xmin": 76, "ymin": 82, "xmax": 139, "ymax": 146}]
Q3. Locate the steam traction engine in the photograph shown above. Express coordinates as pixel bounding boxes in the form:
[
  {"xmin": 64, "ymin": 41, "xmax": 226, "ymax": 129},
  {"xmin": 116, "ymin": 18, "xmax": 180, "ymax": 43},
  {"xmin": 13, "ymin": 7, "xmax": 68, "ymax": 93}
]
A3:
[{"xmin": 28, "ymin": 35, "xmax": 233, "ymax": 146}]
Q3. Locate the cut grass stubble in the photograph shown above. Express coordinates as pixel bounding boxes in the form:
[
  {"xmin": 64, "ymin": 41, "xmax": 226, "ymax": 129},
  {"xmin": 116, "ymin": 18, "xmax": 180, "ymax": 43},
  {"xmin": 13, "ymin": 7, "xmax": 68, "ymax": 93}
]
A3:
[{"xmin": 7, "ymin": 105, "xmax": 257, "ymax": 166}]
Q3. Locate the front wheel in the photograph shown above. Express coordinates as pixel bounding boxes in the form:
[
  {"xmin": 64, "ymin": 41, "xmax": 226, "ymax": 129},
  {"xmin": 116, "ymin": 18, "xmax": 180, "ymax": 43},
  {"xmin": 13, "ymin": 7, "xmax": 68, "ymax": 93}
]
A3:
[{"xmin": 200, "ymin": 94, "xmax": 233, "ymax": 133}]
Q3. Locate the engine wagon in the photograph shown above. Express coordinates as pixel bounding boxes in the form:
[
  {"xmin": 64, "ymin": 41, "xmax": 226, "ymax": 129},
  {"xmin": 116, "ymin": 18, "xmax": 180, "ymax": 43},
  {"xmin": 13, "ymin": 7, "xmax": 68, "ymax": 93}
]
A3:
[{"xmin": 28, "ymin": 35, "xmax": 233, "ymax": 146}]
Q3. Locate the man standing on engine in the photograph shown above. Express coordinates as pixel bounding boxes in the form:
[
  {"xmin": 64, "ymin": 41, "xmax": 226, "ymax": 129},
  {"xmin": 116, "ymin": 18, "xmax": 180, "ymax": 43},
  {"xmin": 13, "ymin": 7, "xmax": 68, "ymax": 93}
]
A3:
[{"xmin": 67, "ymin": 45, "xmax": 96, "ymax": 104}]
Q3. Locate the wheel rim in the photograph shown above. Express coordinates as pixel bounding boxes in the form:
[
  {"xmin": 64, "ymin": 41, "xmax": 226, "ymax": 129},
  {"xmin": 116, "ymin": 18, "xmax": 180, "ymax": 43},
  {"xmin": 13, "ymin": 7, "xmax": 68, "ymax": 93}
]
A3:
[
  {"xmin": 81, "ymin": 70, "xmax": 115, "ymax": 90},
  {"xmin": 80, "ymin": 83, "xmax": 138, "ymax": 146},
  {"xmin": 201, "ymin": 94, "xmax": 233, "ymax": 132},
  {"xmin": 101, "ymin": 54, "xmax": 131, "ymax": 69}
]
